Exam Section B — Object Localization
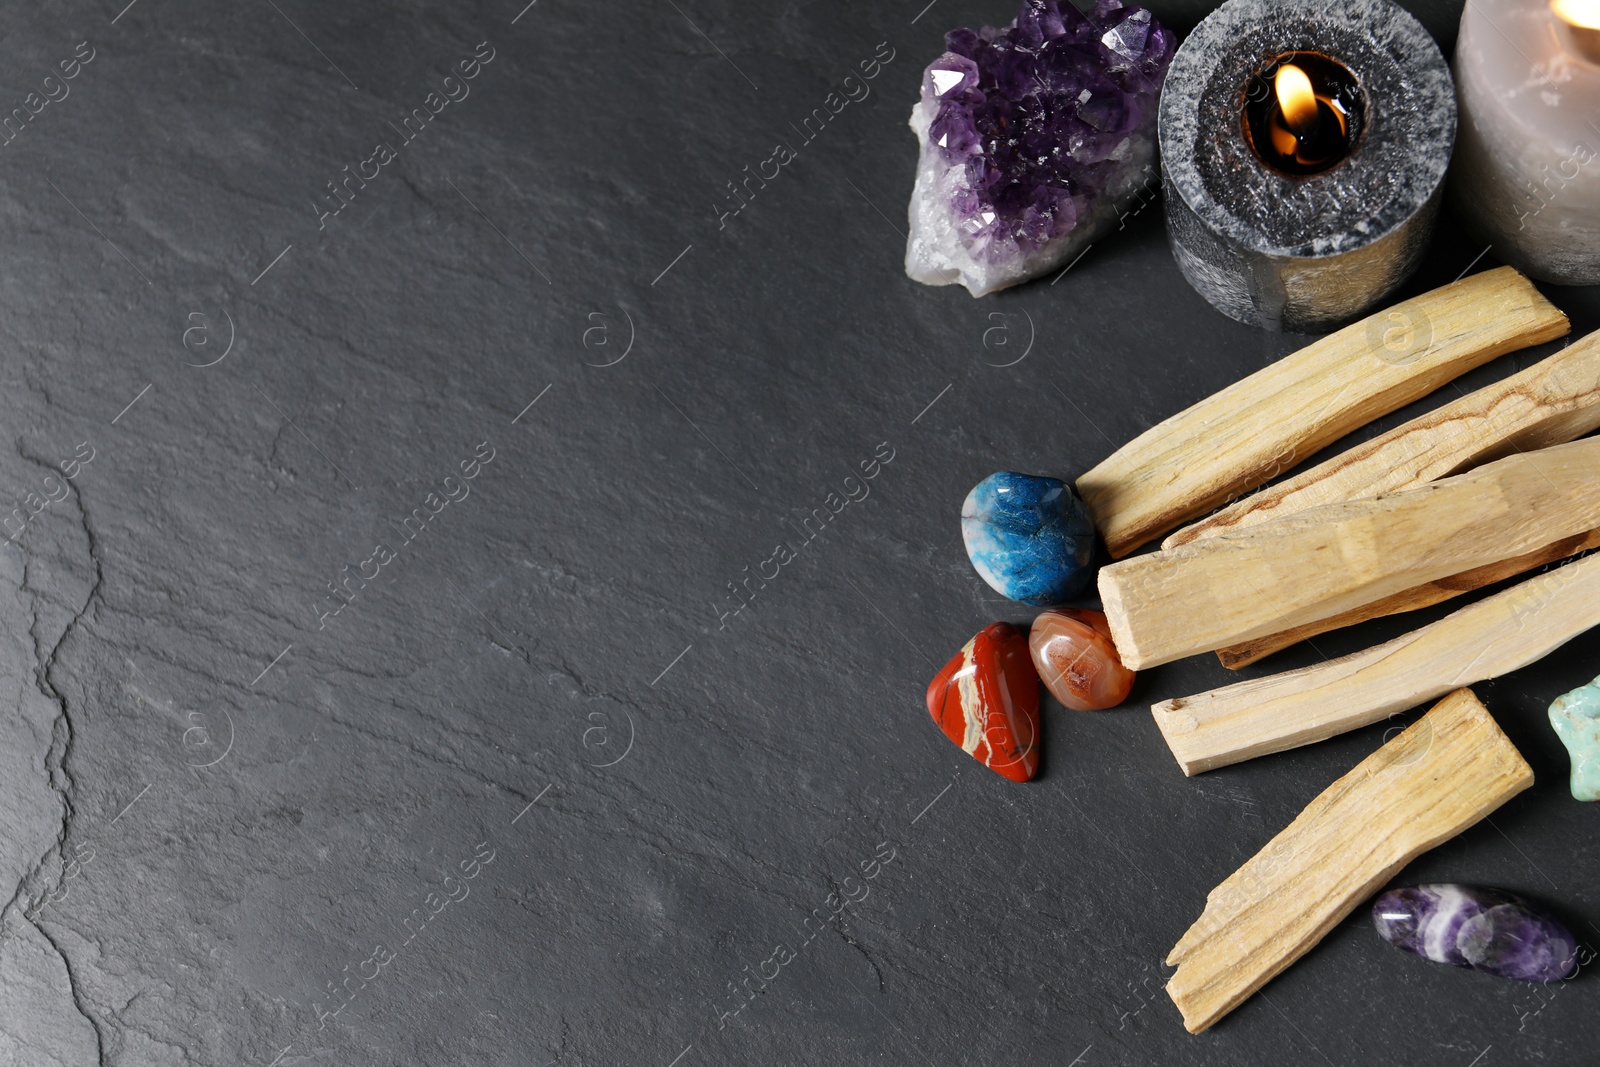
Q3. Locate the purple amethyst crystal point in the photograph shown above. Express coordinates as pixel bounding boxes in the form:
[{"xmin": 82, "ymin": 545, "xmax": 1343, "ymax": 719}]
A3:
[
  {"xmin": 1373, "ymin": 884, "xmax": 1578, "ymax": 982},
  {"xmin": 1372, "ymin": 885, "xmax": 1511, "ymax": 968},
  {"xmin": 905, "ymin": 0, "xmax": 1174, "ymax": 296},
  {"xmin": 1459, "ymin": 904, "xmax": 1581, "ymax": 982}
]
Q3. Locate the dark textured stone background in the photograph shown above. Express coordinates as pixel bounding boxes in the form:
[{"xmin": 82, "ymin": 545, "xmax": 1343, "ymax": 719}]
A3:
[{"xmin": 0, "ymin": 1, "xmax": 1594, "ymax": 1064}]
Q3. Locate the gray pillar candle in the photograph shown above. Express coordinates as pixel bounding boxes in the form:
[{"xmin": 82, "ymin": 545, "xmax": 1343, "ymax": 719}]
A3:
[{"xmin": 1159, "ymin": 0, "xmax": 1456, "ymax": 331}]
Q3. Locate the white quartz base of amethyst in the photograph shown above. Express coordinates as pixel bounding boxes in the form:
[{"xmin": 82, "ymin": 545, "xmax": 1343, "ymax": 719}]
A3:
[{"xmin": 904, "ymin": 97, "xmax": 1157, "ymax": 297}]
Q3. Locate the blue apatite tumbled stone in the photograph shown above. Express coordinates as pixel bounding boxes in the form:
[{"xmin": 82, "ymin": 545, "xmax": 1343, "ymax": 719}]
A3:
[
  {"xmin": 1549, "ymin": 674, "xmax": 1600, "ymax": 801},
  {"xmin": 961, "ymin": 472, "xmax": 1095, "ymax": 606},
  {"xmin": 1372, "ymin": 884, "xmax": 1578, "ymax": 982}
]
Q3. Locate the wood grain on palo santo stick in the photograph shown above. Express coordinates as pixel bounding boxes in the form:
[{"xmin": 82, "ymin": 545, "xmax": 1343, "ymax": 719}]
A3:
[
  {"xmin": 1076, "ymin": 266, "xmax": 1568, "ymax": 559},
  {"xmin": 1190, "ymin": 334, "xmax": 1600, "ymax": 668},
  {"xmin": 1152, "ymin": 550, "xmax": 1600, "ymax": 775},
  {"xmin": 1098, "ymin": 436, "xmax": 1600, "ymax": 671},
  {"xmin": 1217, "ymin": 527, "xmax": 1600, "ymax": 669},
  {"xmin": 1164, "ymin": 330, "xmax": 1600, "ymax": 551},
  {"xmin": 1165, "ymin": 689, "xmax": 1533, "ymax": 1034}
]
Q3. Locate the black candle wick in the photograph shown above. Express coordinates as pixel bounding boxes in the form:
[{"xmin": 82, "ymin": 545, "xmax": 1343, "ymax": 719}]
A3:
[{"xmin": 1293, "ymin": 110, "xmax": 1321, "ymax": 144}]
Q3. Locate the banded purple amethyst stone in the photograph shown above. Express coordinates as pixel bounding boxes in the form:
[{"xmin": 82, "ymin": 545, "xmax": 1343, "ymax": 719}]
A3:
[
  {"xmin": 1373, "ymin": 884, "xmax": 1578, "ymax": 982},
  {"xmin": 905, "ymin": 0, "xmax": 1174, "ymax": 297}
]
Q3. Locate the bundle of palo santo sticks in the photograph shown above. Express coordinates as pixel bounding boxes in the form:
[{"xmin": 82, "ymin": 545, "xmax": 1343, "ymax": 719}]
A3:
[{"xmin": 1079, "ymin": 266, "xmax": 1600, "ymax": 1031}]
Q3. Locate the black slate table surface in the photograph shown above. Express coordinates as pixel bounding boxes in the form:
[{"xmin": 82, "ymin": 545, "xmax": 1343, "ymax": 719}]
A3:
[{"xmin": 1, "ymin": 1, "xmax": 1595, "ymax": 1065}]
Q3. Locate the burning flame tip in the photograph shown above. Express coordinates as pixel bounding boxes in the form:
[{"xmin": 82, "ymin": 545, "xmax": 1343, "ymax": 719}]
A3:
[{"xmin": 1553, "ymin": 0, "xmax": 1600, "ymax": 31}]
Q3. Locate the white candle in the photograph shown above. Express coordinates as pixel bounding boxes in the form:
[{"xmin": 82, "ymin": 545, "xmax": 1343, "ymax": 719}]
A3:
[{"xmin": 1450, "ymin": 0, "xmax": 1600, "ymax": 284}]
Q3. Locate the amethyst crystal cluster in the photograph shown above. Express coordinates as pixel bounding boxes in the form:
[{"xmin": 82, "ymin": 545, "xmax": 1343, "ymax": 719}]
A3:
[{"xmin": 905, "ymin": 0, "xmax": 1174, "ymax": 296}]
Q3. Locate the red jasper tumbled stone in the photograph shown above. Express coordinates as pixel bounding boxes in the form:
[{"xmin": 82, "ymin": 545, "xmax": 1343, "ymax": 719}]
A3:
[{"xmin": 925, "ymin": 622, "xmax": 1041, "ymax": 782}]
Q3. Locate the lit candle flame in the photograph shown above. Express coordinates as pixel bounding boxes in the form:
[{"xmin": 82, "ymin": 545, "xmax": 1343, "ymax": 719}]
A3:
[
  {"xmin": 1275, "ymin": 63, "xmax": 1320, "ymax": 137},
  {"xmin": 1553, "ymin": 0, "xmax": 1600, "ymax": 63},
  {"xmin": 1552, "ymin": 0, "xmax": 1600, "ymax": 30}
]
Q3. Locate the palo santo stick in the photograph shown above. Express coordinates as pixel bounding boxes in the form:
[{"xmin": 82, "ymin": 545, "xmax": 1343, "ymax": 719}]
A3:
[
  {"xmin": 1099, "ymin": 436, "xmax": 1600, "ymax": 670},
  {"xmin": 1076, "ymin": 266, "xmax": 1568, "ymax": 559},
  {"xmin": 1152, "ymin": 549, "xmax": 1600, "ymax": 775},
  {"xmin": 1165, "ymin": 689, "xmax": 1532, "ymax": 1034},
  {"xmin": 1217, "ymin": 527, "xmax": 1600, "ymax": 668},
  {"xmin": 1165, "ymin": 331, "xmax": 1600, "ymax": 551},
  {"xmin": 1194, "ymin": 335, "xmax": 1600, "ymax": 667}
]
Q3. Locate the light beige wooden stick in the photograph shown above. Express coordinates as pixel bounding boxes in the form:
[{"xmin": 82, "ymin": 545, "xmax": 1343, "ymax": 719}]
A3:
[
  {"xmin": 1196, "ymin": 335, "xmax": 1600, "ymax": 667},
  {"xmin": 1152, "ymin": 549, "xmax": 1600, "ymax": 775},
  {"xmin": 1217, "ymin": 527, "xmax": 1600, "ymax": 668},
  {"xmin": 1165, "ymin": 330, "xmax": 1600, "ymax": 551},
  {"xmin": 1099, "ymin": 436, "xmax": 1600, "ymax": 670},
  {"xmin": 1077, "ymin": 266, "xmax": 1568, "ymax": 558},
  {"xmin": 1165, "ymin": 688, "xmax": 1533, "ymax": 1034}
]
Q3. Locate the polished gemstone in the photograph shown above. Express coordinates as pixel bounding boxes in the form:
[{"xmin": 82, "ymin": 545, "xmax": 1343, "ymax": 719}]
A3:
[
  {"xmin": 925, "ymin": 622, "xmax": 1041, "ymax": 781},
  {"xmin": 961, "ymin": 472, "xmax": 1096, "ymax": 606},
  {"xmin": 1372, "ymin": 884, "xmax": 1578, "ymax": 982},
  {"xmin": 1028, "ymin": 608, "xmax": 1134, "ymax": 710},
  {"xmin": 1548, "ymin": 674, "xmax": 1600, "ymax": 801},
  {"xmin": 905, "ymin": 0, "xmax": 1175, "ymax": 296}
]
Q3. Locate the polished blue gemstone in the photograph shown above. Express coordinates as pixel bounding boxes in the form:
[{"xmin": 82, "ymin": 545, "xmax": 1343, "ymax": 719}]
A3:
[{"xmin": 961, "ymin": 471, "xmax": 1096, "ymax": 605}]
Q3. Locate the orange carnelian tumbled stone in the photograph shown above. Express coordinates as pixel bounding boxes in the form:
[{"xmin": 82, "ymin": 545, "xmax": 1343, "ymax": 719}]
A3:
[{"xmin": 1028, "ymin": 608, "xmax": 1135, "ymax": 711}]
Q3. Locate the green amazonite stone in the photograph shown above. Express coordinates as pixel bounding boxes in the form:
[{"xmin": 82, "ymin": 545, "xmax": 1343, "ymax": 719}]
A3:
[{"xmin": 1549, "ymin": 674, "xmax": 1600, "ymax": 802}]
